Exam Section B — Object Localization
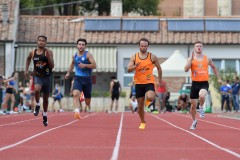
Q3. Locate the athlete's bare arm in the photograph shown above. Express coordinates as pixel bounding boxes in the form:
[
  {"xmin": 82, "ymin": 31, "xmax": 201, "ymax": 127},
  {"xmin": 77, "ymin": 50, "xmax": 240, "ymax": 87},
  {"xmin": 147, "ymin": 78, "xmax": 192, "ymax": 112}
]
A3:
[
  {"xmin": 151, "ymin": 54, "xmax": 162, "ymax": 85},
  {"xmin": 65, "ymin": 55, "xmax": 75, "ymax": 79},
  {"xmin": 184, "ymin": 52, "xmax": 194, "ymax": 72},
  {"xmin": 79, "ymin": 52, "xmax": 96, "ymax": 69},
  {"xmin": 24, "ymin": 50, "xmax": 34, "ymax": 79},
  {"xmin": 127, "ymin": 54, "xmax": 139, "ymax": 73},
  {"xmin": 45, "ymin": 48, "xmax": 54, "ymax": 69},
  {"xmin": 208, "ymin": 56, "xmax": 222, "ymax": 83}
]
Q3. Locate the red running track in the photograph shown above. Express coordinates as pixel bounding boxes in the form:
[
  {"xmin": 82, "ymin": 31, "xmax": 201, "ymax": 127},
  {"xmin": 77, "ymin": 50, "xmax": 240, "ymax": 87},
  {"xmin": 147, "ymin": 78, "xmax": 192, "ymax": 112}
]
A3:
[{"xmin": 0, "ymin": 111, "xmax": 239, "ymax": 160}]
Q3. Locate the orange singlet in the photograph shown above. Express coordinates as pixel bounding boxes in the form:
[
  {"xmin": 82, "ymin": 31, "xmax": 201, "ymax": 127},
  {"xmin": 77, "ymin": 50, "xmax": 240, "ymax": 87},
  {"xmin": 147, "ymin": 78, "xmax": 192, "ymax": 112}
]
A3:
[
  {"xmin": 134, "ymin": 52, "xmax": 155, "ymax": 84},
  {"xmin": 191, "ymin": 55, "xmax": 209, "ymax": 81}
]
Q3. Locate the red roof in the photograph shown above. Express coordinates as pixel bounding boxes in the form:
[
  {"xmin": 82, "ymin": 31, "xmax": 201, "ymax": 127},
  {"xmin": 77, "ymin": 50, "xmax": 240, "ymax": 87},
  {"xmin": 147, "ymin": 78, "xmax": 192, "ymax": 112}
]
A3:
[{"xmin": 17, "ymin": 15, "xmax": 240, "ymax": 44}]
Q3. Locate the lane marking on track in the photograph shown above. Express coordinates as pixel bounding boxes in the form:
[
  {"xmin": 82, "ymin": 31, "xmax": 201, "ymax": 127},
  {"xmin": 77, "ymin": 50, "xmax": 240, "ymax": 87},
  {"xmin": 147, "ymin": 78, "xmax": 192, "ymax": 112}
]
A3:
[
  {"xmin": 0, "ymin": 113, "xmax": 97, "ymax": 152},
  {"xmin": 178, "ymin": 114, "xmax": 240, "ymax": 131},
  {"xmin": 111, "ymin": 112, "xmax": 124, "ymax": 160},
  {"xmin": 217, "ymin": 114, "xmax": 240, "ymax": 120},
  {"xmin": 0, "ymin": 113, "xmax": 70, "ymax": 127},
  {"xmin": 0, "ymin": 113, "xmax": 31, "ymax": 119},
  {"xmin": 150, "ymin": 114, "xmax": 240, "ymax": 159}
]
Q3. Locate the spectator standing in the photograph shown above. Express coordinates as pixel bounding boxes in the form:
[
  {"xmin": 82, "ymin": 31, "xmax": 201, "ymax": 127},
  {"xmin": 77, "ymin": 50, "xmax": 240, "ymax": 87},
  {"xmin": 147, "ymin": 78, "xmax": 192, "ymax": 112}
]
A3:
[
  {"xmin": 51, "ymin": 83, "xmax": 63, "ymax": 112},
  {"xmin": 231, "ymin": 77, "xmax": 240, "ymax": 112},
  {"xmin": 2, "ymin": 72, "xmax": 18, "ymax": 114},
  {"xmin": 109, "ymin": 76, "xmax": 122, "ymax": 113},
  {"xmin": 220, "ymin": 80, "xmax": 231, "ymax": 112},
  {"xmin": 157, "ymin": 80, "xmax": 167, "ymax": 113}
]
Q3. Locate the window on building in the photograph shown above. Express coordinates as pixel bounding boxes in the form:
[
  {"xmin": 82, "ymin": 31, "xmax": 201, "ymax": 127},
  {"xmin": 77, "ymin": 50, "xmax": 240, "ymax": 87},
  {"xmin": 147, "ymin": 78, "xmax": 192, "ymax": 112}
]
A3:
[
  {"xmin": 210, "ymin": 59, "xmax": 221, "ymax": 74},
  {"xmin": 123, "ymin": 58, "xmax": 131, "ymax": 73},
  {"xmin": 124, "ymin": 76, "xmax": 134, "ymax": 87},
  {"xmin": 225, "ymin": 59, "xmax": 236, "ymax": 71}
]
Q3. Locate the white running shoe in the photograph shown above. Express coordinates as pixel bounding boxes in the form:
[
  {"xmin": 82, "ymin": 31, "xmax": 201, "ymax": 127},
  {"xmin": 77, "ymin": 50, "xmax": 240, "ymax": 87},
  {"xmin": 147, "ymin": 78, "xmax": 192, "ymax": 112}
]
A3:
[
  {"xmin": 190, "ymin": 120, "xmax": 198, "ymax": 130},
  {"xmin": 199, "ymin": 107, "xmax": 205, "ymax": 118}
]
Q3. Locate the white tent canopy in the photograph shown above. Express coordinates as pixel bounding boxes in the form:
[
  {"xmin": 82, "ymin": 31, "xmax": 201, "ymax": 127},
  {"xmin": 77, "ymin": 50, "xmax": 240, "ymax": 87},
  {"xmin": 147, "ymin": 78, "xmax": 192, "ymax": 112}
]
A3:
[{"xmin": 153, "ymin": 50, "xmax": 190, "ymax": 77}]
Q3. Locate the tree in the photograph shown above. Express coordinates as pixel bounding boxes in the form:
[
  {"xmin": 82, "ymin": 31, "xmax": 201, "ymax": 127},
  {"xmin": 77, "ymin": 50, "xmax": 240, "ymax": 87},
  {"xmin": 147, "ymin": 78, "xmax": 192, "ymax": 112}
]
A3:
[
  {"xmin": 20, "ymin": 0, "xmax": 161, "ymax": 16},
  {"xmin": 20, "ymin": 0, "xmax": 88, "ymax": 15},
  {"xmin": 210, "ymin": 68, "xmax": 238, "ymax": 93}
]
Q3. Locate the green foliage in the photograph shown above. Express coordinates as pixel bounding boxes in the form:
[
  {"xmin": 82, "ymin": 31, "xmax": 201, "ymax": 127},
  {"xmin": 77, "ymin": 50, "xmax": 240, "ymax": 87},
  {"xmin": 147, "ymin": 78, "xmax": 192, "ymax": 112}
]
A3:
[
  {"xmin": 210, "ymin": 68, "xmax": 237, "ymax": 93},
  {"xmin": 103, "ymin": 91, "xmax": 110, "ymax": 97},
  {"xmin": 122, "ymin": 0, "xmax": 159, "ymax": 15},
  {"xmin": 91, "ymin": 90, "xmax": 101, "ymax": 97},
  {"xmin": 20, "ymin": 0, "xmax": 160, "ymax": 16},
  {"xmin": 120, "ymin": 91, "xmax": 126, "ymax": 97},
  {"xmin": 91, "ymin": 90, "xmax": 126, "ymax": 97},
  {"xmin": 20, "ymin": 0, "xmax": 80, "ymax": 15}
]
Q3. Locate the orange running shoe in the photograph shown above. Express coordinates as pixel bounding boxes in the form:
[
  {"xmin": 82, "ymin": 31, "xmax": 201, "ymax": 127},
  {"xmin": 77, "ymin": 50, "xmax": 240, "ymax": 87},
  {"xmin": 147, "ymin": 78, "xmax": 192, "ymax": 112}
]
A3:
[
  {"xmin": 74, "ymin": 112, "xmax": 81, "ymax": 119},
  {"xmin": 139, "ymin": 123, "xmax": 146, "ymax": 129}
]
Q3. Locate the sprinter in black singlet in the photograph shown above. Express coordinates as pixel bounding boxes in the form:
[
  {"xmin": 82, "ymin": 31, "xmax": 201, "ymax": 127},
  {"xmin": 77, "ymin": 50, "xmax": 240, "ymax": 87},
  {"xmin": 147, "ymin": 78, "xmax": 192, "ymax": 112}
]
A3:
[{"xmin": 25, "ymin": 35, "xmax": 54, "ymax": 126}]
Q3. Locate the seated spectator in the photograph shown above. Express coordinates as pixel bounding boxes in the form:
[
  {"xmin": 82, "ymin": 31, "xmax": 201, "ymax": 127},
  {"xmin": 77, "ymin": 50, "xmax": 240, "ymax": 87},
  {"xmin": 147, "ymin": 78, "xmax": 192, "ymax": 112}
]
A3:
[
  {"xmin": 165, "ymin": 92, "xmax": 172, "ymax": 112},
  {"xmin": 129, "ymin": 96, "xmax": 138, "ymax": 113},
  {"xmin": 176, "ymin": 93, "xmax": 189, "ymax": 111}
]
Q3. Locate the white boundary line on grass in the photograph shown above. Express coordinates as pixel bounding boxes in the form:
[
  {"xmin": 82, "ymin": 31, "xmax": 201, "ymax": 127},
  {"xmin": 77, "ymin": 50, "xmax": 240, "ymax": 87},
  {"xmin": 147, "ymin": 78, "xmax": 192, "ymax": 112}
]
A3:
[
  {"xmin": 0, "ymin": 113, "xmax": 97, "ymax": 152},
  {"xmin": 111, "ymin": 112, "xmax": 124, "ymax": 160},
  {"xmin": 150, "ymin": 114, "xmax": 240, "ymax": 159}
]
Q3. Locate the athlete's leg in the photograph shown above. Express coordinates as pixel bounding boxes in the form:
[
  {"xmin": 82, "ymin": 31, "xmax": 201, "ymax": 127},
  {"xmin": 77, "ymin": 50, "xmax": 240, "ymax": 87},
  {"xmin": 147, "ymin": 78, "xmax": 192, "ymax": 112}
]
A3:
[
  {"xmin": 199, "ymin": 89, "xmax": 208, "ymax": 107},
  {"xmin": 137, "ymin": 97, "xmax": 145, "ymax": 123},
  {"xmin": 10, "ymin": 94, "xmax": 15, "ymax": 111},
  {"xmin": 42, "ymin": 93, "xmax": 49, "ymax": 112},
  {"xmin": 190, "ymin": 99, "xmax": 198, "ymax": 120},
  {"xmin": 73, "ymin": 90, "xmax": 81, "ymax": 110}
]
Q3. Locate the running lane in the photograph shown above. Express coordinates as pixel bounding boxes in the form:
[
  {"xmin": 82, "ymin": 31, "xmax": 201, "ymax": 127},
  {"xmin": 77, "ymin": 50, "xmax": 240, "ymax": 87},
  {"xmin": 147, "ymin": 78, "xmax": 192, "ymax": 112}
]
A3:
[
  {"xmin": 0, "ymin": 112, "xmax": 122, "ymax": 160},
  {"xmin": 118, "ymin": 112, "xmax": 240, "ymax": 160}
]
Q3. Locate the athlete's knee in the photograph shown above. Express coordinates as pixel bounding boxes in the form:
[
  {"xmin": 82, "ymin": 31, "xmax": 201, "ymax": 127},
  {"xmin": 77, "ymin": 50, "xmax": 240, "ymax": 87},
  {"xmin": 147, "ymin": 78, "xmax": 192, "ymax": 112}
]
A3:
[{"xmin": 199, "ymin": 89, "xmax": 207, "ymax": 98}]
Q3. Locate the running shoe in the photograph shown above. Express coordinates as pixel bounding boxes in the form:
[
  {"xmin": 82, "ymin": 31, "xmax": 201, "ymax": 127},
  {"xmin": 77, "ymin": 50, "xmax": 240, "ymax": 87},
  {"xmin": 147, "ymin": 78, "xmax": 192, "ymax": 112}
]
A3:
[
  {"xmin": 34, "ymin": 104, "xmax": 40, "ymax": 116},
  {"xmin": 42, "ymin": 113, "xmax": 48, "ymax": 127},
  {"xmin": 139, "ymin": 123, "xmax": 146, "ymax": 129},
  {"xmin": 190, "ymin": 120, "xmax": 198, "ymax": 130},
  {"xmin": 145, "ymin": 107, "xmax": 151, "ymax": 112},
  {"xmin": 74, "ymin": 112, "xmax": 81, "ymax": 119},
  {"xmin": 199, "ymin": 107, "xmax": 205, "ymax": 118}
]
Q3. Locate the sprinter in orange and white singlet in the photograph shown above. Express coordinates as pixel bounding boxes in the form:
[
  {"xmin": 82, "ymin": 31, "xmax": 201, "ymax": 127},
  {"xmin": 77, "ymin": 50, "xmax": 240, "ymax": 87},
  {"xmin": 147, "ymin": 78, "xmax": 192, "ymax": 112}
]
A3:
[
  {"xmin": 185, "ymin": 41, "xmax": 222, "ymax": 130},
  {"xmin": 128, "ymin": 38, "xmax": 162, "ymax": 129},
  {"xmin": 134, "ymin": 52, "xmax": 155, "ymax": 84}
]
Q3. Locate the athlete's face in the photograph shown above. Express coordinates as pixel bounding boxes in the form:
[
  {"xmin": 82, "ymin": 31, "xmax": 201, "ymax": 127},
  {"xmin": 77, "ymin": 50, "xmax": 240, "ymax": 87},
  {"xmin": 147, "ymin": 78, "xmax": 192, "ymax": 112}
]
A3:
[
  {"xmin": 194, "ymin": 43, "xmax": 203, "ymax": 54},
  {"xmin": 77, "ymin": 41, "xmax": 86, "ymax": 52},
  {"xmin": 37, "ymin": 37, "xmax": 46, "ymax": 49},
  {"xmin": 139, "ymin": 41, "xmax": 149, "ymax": 53}
]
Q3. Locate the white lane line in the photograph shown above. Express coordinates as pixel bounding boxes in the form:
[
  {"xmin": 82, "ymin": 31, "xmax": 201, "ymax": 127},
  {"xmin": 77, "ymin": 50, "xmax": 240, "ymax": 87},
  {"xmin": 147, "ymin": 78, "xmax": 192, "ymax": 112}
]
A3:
[
  {"xmin": 150, "ymin": 114, "xmax": 240, "ymax": 159},
  {"xmin": 179, "ymin": 114, "xmax": 240, "ymax": 131},
  {"xmin": 111, "ymin": 112, "xmax": 124, "ymax": 160},
  {"xmin": 0, "ymin": 113, "xmax": 70, "ymax": 127},
  {"xmin": 0, "ymin": 113, "xmax": 97, "ymax": 152}
]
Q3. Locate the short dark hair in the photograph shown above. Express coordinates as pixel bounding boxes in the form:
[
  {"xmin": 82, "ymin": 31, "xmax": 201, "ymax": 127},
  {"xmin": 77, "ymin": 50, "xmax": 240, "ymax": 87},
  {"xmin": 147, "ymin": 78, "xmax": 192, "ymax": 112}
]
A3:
[
  {"xmin": 111, "ymin": 76, "xmax": 116, "ymax": 80},
  {"xmin": 77, "ymin": 38, "xmax": 87, "ymax": 45},
  {"xmin": 236, "ymin": 77, "xmax": 239, "ymax": 80},
  {"xmin": 38, "ymin": 35, "xmax": 47, "ymax": 41},
  {"xmin": 194, "ymin": 41, "xmax": 202, "ymax": 46},
  {"xmin": 138, "ymin": 38, "xmax": 150, "ymax": 46}
]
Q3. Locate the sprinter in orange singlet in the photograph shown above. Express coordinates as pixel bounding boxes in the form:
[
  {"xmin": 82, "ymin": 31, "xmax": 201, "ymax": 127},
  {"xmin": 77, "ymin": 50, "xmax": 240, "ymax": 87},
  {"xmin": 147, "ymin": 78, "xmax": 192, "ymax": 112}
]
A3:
[
  {"xmin": 128, "ymin": 38, "xmax": 162, "ymax": 129},
  {"xmin": 184, "ymin": 41, "xmax": 222, "ymax": 130}
]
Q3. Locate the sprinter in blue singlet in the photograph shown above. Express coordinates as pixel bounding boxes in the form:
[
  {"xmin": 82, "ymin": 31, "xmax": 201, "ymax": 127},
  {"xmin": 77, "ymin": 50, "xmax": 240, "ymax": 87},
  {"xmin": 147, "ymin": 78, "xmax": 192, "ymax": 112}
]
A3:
[{"xmin": 65, "ymin": 38, "xmax": 96, "ymax": 119}]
